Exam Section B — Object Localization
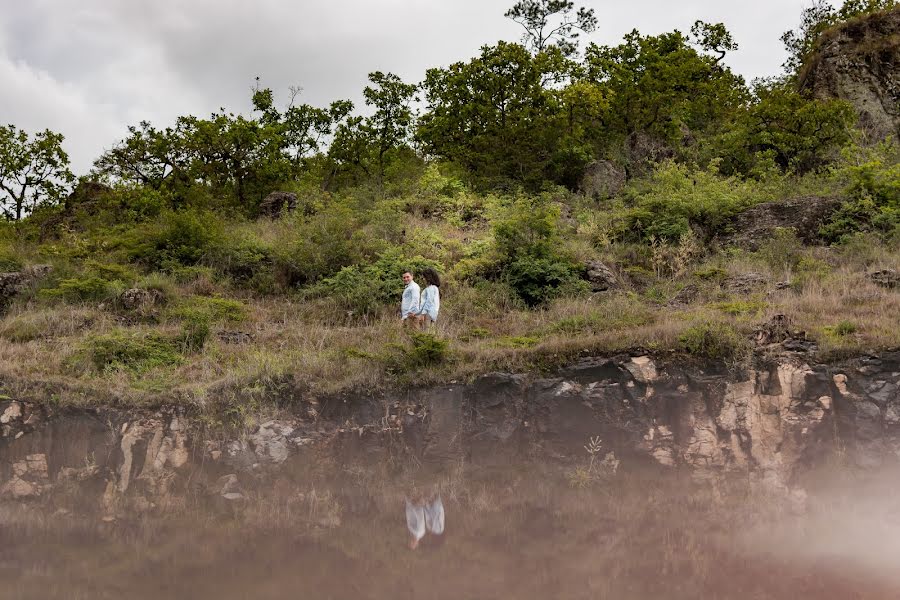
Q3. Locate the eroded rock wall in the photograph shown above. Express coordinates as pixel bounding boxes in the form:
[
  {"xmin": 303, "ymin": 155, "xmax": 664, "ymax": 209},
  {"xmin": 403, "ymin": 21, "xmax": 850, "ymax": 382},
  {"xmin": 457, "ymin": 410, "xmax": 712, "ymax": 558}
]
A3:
[{"xmin": 1, "ymin": 353, "xmax": 898, "ymax": 514}]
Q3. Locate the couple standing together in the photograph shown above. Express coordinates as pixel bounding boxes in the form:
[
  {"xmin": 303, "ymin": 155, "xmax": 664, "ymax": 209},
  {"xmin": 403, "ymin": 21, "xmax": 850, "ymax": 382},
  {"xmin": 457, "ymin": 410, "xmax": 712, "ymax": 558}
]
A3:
[{"xmin": 400, "ymin": 268, "xmax": 441, "ymax": 329}]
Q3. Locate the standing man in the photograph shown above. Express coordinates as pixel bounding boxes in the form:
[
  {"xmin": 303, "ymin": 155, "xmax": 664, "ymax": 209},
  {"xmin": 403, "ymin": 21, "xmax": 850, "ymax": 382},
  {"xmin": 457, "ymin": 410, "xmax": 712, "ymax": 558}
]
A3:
[{"xmin": 400, "ymin": 271, "xmax": 421, "ymax": 326}]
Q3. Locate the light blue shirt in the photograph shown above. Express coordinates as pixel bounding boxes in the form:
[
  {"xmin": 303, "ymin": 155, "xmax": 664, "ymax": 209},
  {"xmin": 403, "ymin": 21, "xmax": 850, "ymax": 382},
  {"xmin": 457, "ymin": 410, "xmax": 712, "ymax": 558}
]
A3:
[
  {"xmin": 401, "ymin": 281, "xmax": 421, "ymax": 319},
  {"xmin": 417, "ymin": 285, "xmax": 440, "ymax": 321}
]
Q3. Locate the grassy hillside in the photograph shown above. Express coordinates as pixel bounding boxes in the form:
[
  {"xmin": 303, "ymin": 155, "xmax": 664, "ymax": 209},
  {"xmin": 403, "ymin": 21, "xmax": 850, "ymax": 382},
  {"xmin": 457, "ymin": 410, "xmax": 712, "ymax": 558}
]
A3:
[{"xmin": 1, "ymin": 143, "xmax": 897, "ymax": 421}]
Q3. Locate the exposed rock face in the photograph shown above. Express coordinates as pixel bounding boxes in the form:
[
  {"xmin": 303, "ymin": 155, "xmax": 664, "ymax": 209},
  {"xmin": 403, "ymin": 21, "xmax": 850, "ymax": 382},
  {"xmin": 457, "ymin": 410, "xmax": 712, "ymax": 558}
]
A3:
[
  {"xmin": 719, "ymin": 196, "xmax": 842, "ymax": 250},
  {"xmin": 580, "ymin": 160, "xmax": 626, "ymax": 199},
  {"xmin": 869, "ymin": 268, "xmax": 899, "ymax": 289},
  {"xmin": 799, "ymin": 8, "xmax": 900, "ymax": 140},
  {"xmin": 259, "ymin": 192, "xmax": 297, "ymax": 218},
  {"xmin": 725, "ymin": 272, "xmax": 768, "ymax": 295},
  {"xmin": 584, "ymin": 260, "xmax": 619, "ymax": 291},
  {"xmin": 120, "ymin": 288, "xmax": 165, "ymax": 311},
  {"xmin": 0, "ymin": 265, "xmax": 51, "ymax": 314},
  {"xmin": 2, "ymin": 353, "xmax": 899, "ymax": 513}
]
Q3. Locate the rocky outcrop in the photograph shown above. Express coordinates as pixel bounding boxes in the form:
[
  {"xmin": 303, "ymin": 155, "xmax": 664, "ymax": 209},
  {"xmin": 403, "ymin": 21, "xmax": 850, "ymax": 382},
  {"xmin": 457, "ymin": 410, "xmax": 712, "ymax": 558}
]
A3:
[
  {"xmin": 119, "ymin": 287, "xmax": 165, "ymax": 311},
  {"xmin": 719, "ymin": 196, "xmax": 842, "ymax": 250},
  {"xmin": 799, "ymin": 7, "xmax": 900, "ymax": 140},
  {"xmin": 259, "ymin": 191, "xmax": 297, "ymax": 218},
  {"xmin": 0, "ymin": 265, "xmax": 51, "ymax": 314},
  {"xmin": 580, "ymin": 160, "xmax": 626, "ymax": 199},
  {"xmin": 584, "ymin": 260, "xmax": 619, "ymax": 291},
  {"xmin": 869, "ymin": 268, "xmax": 899, "ymax": 289},
  {"xmin": 2, "ymin": 352, "xmax": 899, "ymax": 514}
]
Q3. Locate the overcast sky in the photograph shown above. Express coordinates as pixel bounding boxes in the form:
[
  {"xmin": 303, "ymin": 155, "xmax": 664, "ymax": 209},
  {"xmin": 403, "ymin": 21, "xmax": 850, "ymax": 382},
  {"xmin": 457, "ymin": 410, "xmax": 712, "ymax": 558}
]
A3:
[{"xmin": 0, "ymin": 0, "xmax": 815, "ymax": 174}]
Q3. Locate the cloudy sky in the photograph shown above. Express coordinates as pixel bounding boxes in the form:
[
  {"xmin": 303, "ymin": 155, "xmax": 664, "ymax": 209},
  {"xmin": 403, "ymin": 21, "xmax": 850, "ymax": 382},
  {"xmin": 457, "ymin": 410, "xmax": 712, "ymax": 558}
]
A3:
[{"xmin": 0, "ymin": 0, "xmax": 813, "ymax": 174}]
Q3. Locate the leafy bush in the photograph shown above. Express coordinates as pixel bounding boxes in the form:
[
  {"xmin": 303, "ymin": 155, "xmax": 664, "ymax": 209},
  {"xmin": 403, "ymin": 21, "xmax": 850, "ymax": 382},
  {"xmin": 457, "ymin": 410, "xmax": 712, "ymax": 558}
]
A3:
[
  {"xmin": 168, "ymin": 296, "xmax": 247, "ymax": 323},
  {"xmin": 176, "ymin": 318, "xmax": 211, "ymax": 353},
  {"xmin": 39, "ymin": 276, "xmax": 124, "ymax": 303},
  {"xmin": 710, "ymin": 83, "xmax": 855, "ymax": 175},
  {"xmin": 402, "ymin": 332, "xmax": 450, "ymax": 369},
  {"xmin": 824, "ymin": 320, "xmax": 857, "ymax": 338},
  {"xmin": 491, "ymin": 194, "xmax": 587, "ymax": 306},
  {"xmin": 821, "ymin": 142, "xmax": 900, "ymax": 243},
  {"xmin": 312, "ymin": 250, "xmax": 441, "ymax": 317},
  {"xmin": 504, "ymin": 255, "xmax": 587, "ymax": 307},
  {"xmin": 678, "ymin": 321, "xmax": 749, "ymax": 360},
  {"xmin": 129, "ymin": 209, "xmax": 224, "ymax": 270},
  {"xmin": 208, "ymin": 231, "xmax": 272, "ymax": 283},
  {"xmin": 271, "ymin": 203, "xmax": 382, "ymax": 287},
  {"xmin": 693, "ymin": 266, "xmax": 728, "ymax": 281},
  {"xmin": 615, "ymin": 161, "xmax": 771, "ymax": 243},
  {"xmin": 0, "ymin": 246, "xmax": 22, "ymax": 272},
  {"xmin": 79, "ymin": 331, "xmax": 183, "ymax": 374}
]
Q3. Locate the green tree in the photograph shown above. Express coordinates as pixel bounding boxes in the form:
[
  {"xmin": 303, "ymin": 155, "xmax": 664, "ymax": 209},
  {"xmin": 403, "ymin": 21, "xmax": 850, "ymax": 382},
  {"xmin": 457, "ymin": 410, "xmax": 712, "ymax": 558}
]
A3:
[
  {"xmin": 93, "ymin": 121, "xmax": 189, "ymax": 190},
  {"xmin": 326, "ymin": 72, "xmax": 417, "ymax": 186},
  {"xmin": 711, "ymin": 80, "xmax": 856, "ymax": 174},
  {"xmin": 251, "ymin": 81, "xmax": 353, "ymax": 168},
  {"xmin": 362, "ymin": 71, "xmax": 418, "ymax": 182},
  {"xmin": 689, "ymin": 20, "xmax": 738, "ymax": 65},
  {"xmin": 0, "ymin": 124, "xmax": 74, "ymax": 221},
  {"xmin": 583, "ymin": 29, "xmax": 747, "ymax": 151},
  {"xmin": 493, "ymin": 194, "xmax": 583, "ymax": 306},
  {"xmin": 178, "ymin": 110, "xmax": 288, "ymax": 211},
  {"xmin": 418, "ymin": 42, "xmax": 586, "ymax": 188},
  {"xmin": 505, "ymin": 0, "xmax": 598, "ymax": 56}
]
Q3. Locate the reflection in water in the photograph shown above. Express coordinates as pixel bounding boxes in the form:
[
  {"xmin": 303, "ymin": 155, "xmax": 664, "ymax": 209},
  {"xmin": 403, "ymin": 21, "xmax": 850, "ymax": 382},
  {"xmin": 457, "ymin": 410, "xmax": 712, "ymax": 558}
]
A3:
[
  {"xmin": 3, "ymin": 460, "xmax": 900, "ymax": 600},
  {"xmin": 405, "ymin": 494, "xmax": 445, "ymax": 549}
]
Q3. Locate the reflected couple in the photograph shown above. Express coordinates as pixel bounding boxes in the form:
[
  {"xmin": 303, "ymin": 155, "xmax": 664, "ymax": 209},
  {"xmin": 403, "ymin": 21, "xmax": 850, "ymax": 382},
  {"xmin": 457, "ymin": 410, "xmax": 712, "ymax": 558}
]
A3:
[{"xmin": 405, "ymin": 493, "xmax": 444, "ymax": 550}]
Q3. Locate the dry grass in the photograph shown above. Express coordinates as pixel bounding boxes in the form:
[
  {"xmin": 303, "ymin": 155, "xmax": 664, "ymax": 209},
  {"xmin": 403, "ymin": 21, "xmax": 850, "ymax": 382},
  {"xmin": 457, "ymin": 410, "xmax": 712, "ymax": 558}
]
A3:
[{"xmin": 0, "ymin": 239, "xmax": 897, "ymax": 413}]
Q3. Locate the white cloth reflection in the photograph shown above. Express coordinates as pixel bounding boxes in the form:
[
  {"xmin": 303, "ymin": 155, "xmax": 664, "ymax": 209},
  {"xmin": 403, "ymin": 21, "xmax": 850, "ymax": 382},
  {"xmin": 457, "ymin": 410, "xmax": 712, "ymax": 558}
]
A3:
[{"xmin": 406, "ymin": 495, "xmax": 444, "ymax": 548}]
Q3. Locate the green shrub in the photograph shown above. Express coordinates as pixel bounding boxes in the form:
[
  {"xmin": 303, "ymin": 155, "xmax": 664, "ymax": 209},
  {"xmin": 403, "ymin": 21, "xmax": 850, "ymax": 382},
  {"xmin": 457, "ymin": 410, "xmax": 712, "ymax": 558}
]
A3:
[
  {"xmin": 80, "ymin": 331, "xmax": 183, "ymax": 374},
  {"xmin": 176, "ymin": 319, "xmax": 211, "ymax": 353},
  {"xmin": 693, "ymin": 266, "xmax": 728, "ymax": 281},
  {"xmin": 678, "ymin": 321, "xmax": 749, "ymax": 361},
  {"xmin": 387, "ymin": 332, "xmax": 450, "ymax": 372},
  {"xmin": 168, "ymin": 296, "xmax": 247, "ymax": 324},
  {"xmin": 714, "ymin": 300, "xmax": 766, "ymax": 316},
  {"xmin": 39, "ymin": 276, "xmax": 124, "ymax": 303},
  {"xmin": 403, "ymin": 332, "xmax": 450, "ymax": 368},
  {"xmin": 504, "ymin": 256, "xmax": 587, "ymax": 307},
  {"xmin": 615, "ymin": 161, "xmax": 772, "ymax": 243},
  {"xmin": 85, "ymin": 261, "xmax": 138, "ymax": 283},
  {"xmin": 311, "ymin": 250, "xmax": 441, "ymax": 317},
  {"xmin": 209, "ymin": 233, "xmax": 272, "ymax": 283},
  {"xmin": 824, "ymin": 321, "xmax": 857, "ymax": 338},
  {"xmin": 0, "ymin": 247, "xmax": 23, "ymax": 272},
  {"xmin": 271, "ymin": 203, "xmax": 381, "ymax": 287},
  {"xmin": 821, "ymin": 142, "xmax": 900, "ymax": 243},
  {"xmin": 129, "ymin": 209, "xmax": 224, "ymax": 270}
]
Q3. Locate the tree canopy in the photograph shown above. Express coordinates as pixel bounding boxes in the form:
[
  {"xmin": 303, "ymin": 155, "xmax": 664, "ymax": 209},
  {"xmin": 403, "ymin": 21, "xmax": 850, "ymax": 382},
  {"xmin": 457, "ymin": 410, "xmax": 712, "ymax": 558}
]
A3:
[{"xmin": 0, "ymin": 125, "xmax": 74, "ymax": 221}]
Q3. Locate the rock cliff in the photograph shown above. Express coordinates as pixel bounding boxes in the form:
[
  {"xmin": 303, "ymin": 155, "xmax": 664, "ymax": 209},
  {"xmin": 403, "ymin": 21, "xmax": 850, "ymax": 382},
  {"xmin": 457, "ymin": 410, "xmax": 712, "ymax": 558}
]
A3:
[{"xmin": 799, "ymin": 8, "xmax": 900, "ymax": 139}]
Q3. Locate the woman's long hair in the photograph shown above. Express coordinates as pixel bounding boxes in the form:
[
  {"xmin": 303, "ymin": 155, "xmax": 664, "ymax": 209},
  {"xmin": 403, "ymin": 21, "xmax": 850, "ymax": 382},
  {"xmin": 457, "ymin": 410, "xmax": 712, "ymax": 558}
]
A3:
[{"xmin": 420, "ymin": 267, "xmax": 441, "ymax": 288}]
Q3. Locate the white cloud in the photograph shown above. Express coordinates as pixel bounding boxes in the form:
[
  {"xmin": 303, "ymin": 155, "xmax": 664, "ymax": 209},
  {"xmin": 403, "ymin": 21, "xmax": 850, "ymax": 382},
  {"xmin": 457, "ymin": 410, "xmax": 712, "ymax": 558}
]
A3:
[{"xmin": 0, "ymin": 0, "xmax": 812, "ymax": 175}]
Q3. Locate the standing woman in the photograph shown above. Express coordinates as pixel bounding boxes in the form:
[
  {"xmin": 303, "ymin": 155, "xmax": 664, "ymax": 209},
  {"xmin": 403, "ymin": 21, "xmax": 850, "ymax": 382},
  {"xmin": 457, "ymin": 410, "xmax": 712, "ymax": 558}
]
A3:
[{"xmin": 416, "ymin": 268, "xmax": 441, "ymax": 329}]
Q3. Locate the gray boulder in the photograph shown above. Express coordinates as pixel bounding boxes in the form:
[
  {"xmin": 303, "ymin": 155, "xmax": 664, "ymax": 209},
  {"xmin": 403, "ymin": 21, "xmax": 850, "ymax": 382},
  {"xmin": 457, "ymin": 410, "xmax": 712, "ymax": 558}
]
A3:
[
  {"xmin": 259, "ymin": 191, "xmax": 297, "ymax": 218},
  {"xmin": 580, "ymin": 160, "xmax": 626, "ymax": 199}
]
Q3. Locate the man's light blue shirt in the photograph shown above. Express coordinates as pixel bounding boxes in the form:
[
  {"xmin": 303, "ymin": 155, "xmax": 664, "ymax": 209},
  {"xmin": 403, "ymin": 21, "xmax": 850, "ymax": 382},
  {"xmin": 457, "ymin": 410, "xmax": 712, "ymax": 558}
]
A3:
[{"xmin": 401, "ymin": 281, "xmax": 421, "ymax": 318}]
